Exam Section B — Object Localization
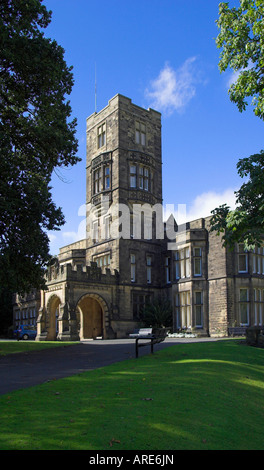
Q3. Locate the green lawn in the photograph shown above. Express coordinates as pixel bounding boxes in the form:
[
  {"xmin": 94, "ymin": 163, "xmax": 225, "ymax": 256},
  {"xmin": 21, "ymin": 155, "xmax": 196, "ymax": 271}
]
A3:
[
  {"xmin": 0, "ymin": 339, "xmax": 263, "ymax": 450},
  {"xmin": 0, "ymin": 340, "xmax": 78, "ymax": 355}
]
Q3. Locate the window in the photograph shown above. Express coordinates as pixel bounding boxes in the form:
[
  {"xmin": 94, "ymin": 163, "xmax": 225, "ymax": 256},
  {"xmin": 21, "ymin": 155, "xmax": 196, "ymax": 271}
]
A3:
[
  {"xmin": 103, "ymin": 215, "xmax": 111, "ymax": 240},
  {"xmin": 130, "ymin": 165, "xmax": 137, "ymax": 188},
  {"xmin": 194, "ymin": 291, "xmax": 203, "ymax": 327},
  {"xmin": 176, "ymin": 291, "xmax": 191, "ymax": 329},
  {"xmin": 238, "ymin": 244, "xmax": 248, "ymax": 273},
  {"xmin": 135, "ymin": 122, "xmax": 146, "ymax": 146},
  {"xmin": 144, "ymin": 215, "xmax": 152, "ymax": 240},
  {"xmin": 92, "ymin": 219, "xmax": 99, "ymax": 243},
  {"xmin": 93, "ymin": 165, "xmax": 111, "ymax": 195},
  {"xmin": 143, "ymin": 168, "xmax": 149, "ymax": 191},
  {"xmin": 175, "ymin": 247, "xmax": 190, "ymax": 279},
  {"xmin": 239, "ymin": 288, "xmax": 249, "ymax": 325},
  {"xmin": 130, "ymin": 213, "xmax": 134, "ymax": 239},
  {"xmin": 146, "ymin": 256, "xmax": 152, "ymax": 284},
  {"xmin": 165, "ymin": 257, "xmax": 171, "ymax": 283},
  {"xmin": 174, "ymin": 252, "xmax": 180, "ymax": 279},
  {"xmin": 193, "ymin": 247, "xmax": 202, "ymax": 276},
  {"xmin": 254, "ymin": 288, "xmax": 263, "ymax": 325},
  {"xmin": 104, "ymin": 165, "xmax": 110, "ymax": 190},
  {"xmin": 182, "ymin": 247, "xmax": 190, "ymax": 278},
  {"xmin": 132, "ymin": 293, "xmax": 151, "ymax": 320},
  {"xmin": 253, "ymin": 246, "xmax": 264, "ymax": 274},
  {"xmin": 94, "ymin": 168, "xmax": 101, "ymax": 194},
  {"xmin": 131, "ymin": 253, "xmax": 136, "ymax": 282},
  {"xmin": 138, "ymin": 167, "xmax": 149, "ymax": 191},
  {"xmin": 139, "ymin": 166, "xmax": 144, "ymax": 189},
  {"xmin": 97, "ymin": 123, "xmax": 106, "ymax": 148},
  {"xmin": 94, "ymin": 253, "xmax": 111, "ymax": 271},
  {"xmin": 130, "ymin": 164, "xmax": 150, "ymax": 191},
  {"xmin": 175, "ymin": 294, "xmax": 180, "ymax": 329}
]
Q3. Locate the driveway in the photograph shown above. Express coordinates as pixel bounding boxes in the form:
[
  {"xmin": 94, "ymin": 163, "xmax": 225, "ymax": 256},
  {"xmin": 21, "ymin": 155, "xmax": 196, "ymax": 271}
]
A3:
[{"xmin": 0, "ymin": 337, "xmax": 217, "ymax": 395}]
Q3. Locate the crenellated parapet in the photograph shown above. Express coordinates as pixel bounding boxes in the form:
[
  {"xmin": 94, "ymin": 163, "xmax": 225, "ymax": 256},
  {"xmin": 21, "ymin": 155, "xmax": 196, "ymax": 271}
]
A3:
[{"xmin": 46, "ymin": 261, "xmax": 119, "ymax": 286}]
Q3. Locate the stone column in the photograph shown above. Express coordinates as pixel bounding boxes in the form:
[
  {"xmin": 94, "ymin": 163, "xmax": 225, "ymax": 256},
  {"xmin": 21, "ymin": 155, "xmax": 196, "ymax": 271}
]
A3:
[
  {"xmin": 57, "ymin": 302, "xmax": 79, "ymax": 341},
  {"xmin": 35, "ymin": 307, "xmax": 48, "ymax": 341}
]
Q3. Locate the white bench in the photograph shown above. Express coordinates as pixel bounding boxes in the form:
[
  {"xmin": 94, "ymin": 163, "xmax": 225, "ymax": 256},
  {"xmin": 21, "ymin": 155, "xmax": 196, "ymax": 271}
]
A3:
[
  {"xmin": 130, "ymin": 328, "xmax": 169, "ymax": 358},
  {"xmin": 129, "ymin": 328, "xmax": 153, "ymax": 338}
]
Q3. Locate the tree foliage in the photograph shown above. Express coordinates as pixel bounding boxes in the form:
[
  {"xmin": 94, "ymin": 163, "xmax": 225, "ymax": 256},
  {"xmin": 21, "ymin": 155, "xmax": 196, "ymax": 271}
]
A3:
[
  {"xmin": 211, "ymin": 151, "xmax": 264, "ymax": 249},
  {"xmin": 0, "ymin": 0, "xmax": 80, "ymax": 294},
  {"xmin": 141, "ymin": 298, "xmax": 172, "ymax": 328},
  {"xmin": 211, "ymin": 1, "xmax": 264, "ymax": 249},
  {"xmin": 216, "ymin": 0, "xmax": 264, "ymax": 119}
]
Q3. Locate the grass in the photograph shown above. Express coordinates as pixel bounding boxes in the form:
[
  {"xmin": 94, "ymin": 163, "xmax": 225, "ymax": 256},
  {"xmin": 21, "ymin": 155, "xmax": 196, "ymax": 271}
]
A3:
[
  {"xmin": 0, "ymin": 339, "xmax": 264, "ymax": 450},
  {"xmin": 0, "ymin": 340, "xmax": 78, "ymax": 355}
]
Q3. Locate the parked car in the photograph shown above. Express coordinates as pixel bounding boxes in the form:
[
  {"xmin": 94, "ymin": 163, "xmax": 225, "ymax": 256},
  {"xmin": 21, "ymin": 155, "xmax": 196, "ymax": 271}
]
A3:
[{"xmin": 14, "ymin": 325, "xmax": 37, "ymax": 340}]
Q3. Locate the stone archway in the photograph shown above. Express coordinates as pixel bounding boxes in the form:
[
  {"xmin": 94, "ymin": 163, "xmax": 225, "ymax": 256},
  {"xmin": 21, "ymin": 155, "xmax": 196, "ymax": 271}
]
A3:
[
  {"xmin": 46, "ymin": 294, "xmax": 61, "ymax": 341},
  {"xmin": 77, "ymin": 294, "xmax": 108, "ymax": 340}
]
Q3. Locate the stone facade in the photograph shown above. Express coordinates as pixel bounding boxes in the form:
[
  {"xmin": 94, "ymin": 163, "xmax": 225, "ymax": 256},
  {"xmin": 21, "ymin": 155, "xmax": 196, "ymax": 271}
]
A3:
[
  {"xmin": 13, "ymin": 290, "xmax": 40, "ymax": 330},
  {"xmin": 13, "ymin": 94, "xmax": 264, "ymax": 340}
]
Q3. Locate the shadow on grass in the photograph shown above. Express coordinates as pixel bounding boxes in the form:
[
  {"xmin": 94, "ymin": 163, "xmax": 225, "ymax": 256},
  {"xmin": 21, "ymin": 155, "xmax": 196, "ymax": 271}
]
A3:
[{"xmin": 0, "ymin": 340, "xmax": 263, "ymax": 450}]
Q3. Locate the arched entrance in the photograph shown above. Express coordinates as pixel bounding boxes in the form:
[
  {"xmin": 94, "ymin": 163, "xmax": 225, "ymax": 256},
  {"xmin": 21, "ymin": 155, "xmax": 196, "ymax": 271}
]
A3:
[
  {"xmin": 77, "ymin": 294, "xmax": 106, "ymax": 340},
  {"xmin": 47, "ymin": 295, "xmax": 61, "ymax": 340}
]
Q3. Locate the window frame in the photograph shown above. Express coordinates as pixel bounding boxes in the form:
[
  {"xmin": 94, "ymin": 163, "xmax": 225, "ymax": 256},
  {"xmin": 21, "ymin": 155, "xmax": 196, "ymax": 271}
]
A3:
[
  {"xmin": 176, "ymin": 291, "xmax": 191, "ymax": 329},
  {"xmin": 253, "ymin": 246, "xmax": 264, "ymax": 275},
  {"xmin": 131, "ymin": 253, "xmax": 136, "ymax": 282},
  {"xmin": 193, "ymin": 247, "xmax": 202, "ymax": 277},
  {"xmin": 103, "ymin": 215, "xmax": 111, "ymax": 240},
  {"xmin": 165, "ymin": 257, "xmax": 171, "ymax": 284},
  {"xmin": 239, "ymin": 288, "xmax": 249, "ymax": 325},
  {"xmin": 94, "ymin": 252, "xmax": 111, "ymax": 271},
  {"xmin": 93, "ymin": 167, "xmax": 102, "ymax": 194},
  {"xmin": 129, "ymin": 164, "xmax": 150, "ymax": 192},
  {"xmin": 146, "ymin": 255, "xmax": 152, "ymax": 284},
  {"xmin": 135, "ymin": 121, "xmax": 146, "ymax": 146},
  {"xmin": 238, "ymin": 243, "xmax": 248, "ymax": 273},
  {"xmin": 97, "ymin": 122, "xmax": 106, "ymax": 149},
  {"xmin": 93, "ymin": 164, "xmax": 111, "ymax": 195},
  {"xmin": 130, "ymin": 165, "xmax": 137, "ymax": 188},
  {"xmin": 104, "ymin": 165, "xmax": 110, "ymax": 190},
  {"xmin": 254, "ymin": 288, "xmax": 263, "ymax": 325},
  {"xmin": 92, "ymin": 219, "xmax": 99, "ymax": 243},
  {"xmin": 194, "ymin": 291, "xmax": 203, "ymax": 328},
  {"xmin": 132, "ymin": 292, "xmax": 152, "ymax": 320},
  {"xmin": 174, "ymin": 247, "xmax": 190, "ymax": 279}
]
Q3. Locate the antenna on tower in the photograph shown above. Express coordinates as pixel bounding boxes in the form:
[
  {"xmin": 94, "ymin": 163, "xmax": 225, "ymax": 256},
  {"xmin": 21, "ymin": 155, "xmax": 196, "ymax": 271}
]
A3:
[{"xmin": 95, "ymin": 63, "xmax": 97, "ymax": 113}]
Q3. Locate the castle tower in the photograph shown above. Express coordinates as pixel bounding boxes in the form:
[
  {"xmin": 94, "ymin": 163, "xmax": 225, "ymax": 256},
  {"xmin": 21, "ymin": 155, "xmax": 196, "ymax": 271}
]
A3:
[
  {"xmin": 86, "ymin": 95, "xmax": 162, "ymax": 272},
  {"xmin": 86, "ymin": 95, "xmax": 164, "ymax": 330}
]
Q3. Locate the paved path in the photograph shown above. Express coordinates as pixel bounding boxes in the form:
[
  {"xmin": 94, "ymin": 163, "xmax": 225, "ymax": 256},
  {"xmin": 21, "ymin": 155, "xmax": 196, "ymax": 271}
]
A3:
[{"xmin": 0, "ymin": 337, "xmax": 217, "ymax": 396}]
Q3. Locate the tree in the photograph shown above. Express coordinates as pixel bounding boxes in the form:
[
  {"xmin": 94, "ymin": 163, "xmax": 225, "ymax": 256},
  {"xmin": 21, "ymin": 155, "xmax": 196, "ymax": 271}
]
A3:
[
  {"xmin": 140, "ymin": 298, "xmax": 172, "ymax": 328},
  {"xmin": 211, "ymin": 151, "xmax": 264, "ymax": 249},
  {"xmin": 216, "ymin": 0, "xmax": 264, "ymax": 119},
  {"xmin": 0, "ymin": 0, "xmax": 80, "ymax": 295},
  {"xmin": 210, "ymin": 1, "xmax": 264, "ymax": 249}
]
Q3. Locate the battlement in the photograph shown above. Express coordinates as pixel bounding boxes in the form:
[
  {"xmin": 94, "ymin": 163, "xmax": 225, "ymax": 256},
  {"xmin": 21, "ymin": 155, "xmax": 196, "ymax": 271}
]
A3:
[{"xmin": 46, "ymin": 261, "xmax": 119, "ymax": 285}]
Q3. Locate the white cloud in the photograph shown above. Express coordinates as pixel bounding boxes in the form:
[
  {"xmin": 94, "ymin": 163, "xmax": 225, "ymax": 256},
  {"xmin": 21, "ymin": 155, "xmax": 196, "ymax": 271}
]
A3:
[
  {"xmin": 145, "ymin": 58, "xmax": 199, "ymax": 115},
  {"xmin": 227, "ymin": 70, "xmax": 240, "ymax": 88},
  {"xmin": 47, "ymin": 204, "xmax": 87, "ymax": 255},
  {"xmin": 164, "ymin": 188, "xmax": 237, "ymax": 225},
  {"xmin": 48, "ymin": 223, "xmax": 86, "ymax": 256},
  {"xmin": 48, "ymin": 233, "xmax": 57, "ymax": 243},
  {"xmin": 226, "ymin": 61, "xmax": 254, "ymax": 89},
  {"xmin": 185, "ymin": 188, "xmax": 237, "ymax": 222},
  {"xmin": 48, "ymin": 190, "xmax": 238, "ymax": 255}
]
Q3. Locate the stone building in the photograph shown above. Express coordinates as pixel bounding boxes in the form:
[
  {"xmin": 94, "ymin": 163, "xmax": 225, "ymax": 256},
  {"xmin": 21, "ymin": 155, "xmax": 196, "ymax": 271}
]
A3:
[
  {"xmin": 13, "ymin": 290, "xmax": 40, "ymax": 331},
  {"xmin": 167, "ymin": 217, "xmax": 264, "ymax": 337},
  {"xmin": 13, "ymin": 94, "xmax": 264, "ymax": 340}
]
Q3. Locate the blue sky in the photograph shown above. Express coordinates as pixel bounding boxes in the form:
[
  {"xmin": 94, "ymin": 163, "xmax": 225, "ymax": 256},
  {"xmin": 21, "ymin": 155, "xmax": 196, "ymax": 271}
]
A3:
[{"xmin": 43, "ymin": 0, "xmax": 264, "ymax": 255}]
